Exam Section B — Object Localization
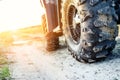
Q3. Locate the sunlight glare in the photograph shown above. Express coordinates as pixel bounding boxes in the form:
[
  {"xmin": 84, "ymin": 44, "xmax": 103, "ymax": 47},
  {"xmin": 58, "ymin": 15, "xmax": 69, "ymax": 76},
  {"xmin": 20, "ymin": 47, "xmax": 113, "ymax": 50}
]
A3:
[{"xmin": 0, "ymin": 0, "xmax": 45, "ymax": 32}]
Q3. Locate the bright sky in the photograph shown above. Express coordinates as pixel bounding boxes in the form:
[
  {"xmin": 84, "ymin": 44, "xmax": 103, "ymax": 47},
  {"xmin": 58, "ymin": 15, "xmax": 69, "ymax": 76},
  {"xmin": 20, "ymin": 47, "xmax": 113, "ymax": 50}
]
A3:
[{"xmin": 0, "ymin": 0, "xmax": 44, "ymax": 32}]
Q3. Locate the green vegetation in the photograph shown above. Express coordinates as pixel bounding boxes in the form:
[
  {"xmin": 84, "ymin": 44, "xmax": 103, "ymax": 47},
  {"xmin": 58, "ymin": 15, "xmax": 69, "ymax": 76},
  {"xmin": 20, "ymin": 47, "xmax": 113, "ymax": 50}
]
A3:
[
  {"xmin": 0, "ymin": 54, "xmax": 10, "ymax": 80},
  {"xmin": 0, "ymin": 66, "xmax": 10, "ymax": 80},
  {"xmin": 0, "ymin": 48, "xmax": 10, "ymax": 80}
]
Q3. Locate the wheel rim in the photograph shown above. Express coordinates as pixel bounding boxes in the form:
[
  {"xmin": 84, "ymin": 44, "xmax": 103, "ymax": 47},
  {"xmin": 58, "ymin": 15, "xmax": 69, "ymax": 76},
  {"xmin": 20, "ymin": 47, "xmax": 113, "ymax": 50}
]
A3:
[{"xmin": 68, "ymin": 5, "xmax": 81, "ymax": 44}]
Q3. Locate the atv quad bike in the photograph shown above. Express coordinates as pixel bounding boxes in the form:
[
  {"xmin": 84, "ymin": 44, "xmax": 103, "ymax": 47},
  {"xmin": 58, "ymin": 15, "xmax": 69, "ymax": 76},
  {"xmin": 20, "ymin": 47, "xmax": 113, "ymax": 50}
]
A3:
[{"xmin": 40, "ymin": 0, "xmax": 120, "ymax": 63}]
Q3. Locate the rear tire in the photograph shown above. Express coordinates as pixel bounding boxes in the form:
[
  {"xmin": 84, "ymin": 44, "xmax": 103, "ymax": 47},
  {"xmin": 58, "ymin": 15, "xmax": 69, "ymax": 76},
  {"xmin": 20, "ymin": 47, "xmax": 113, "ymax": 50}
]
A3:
[
  {"xmin": 45, "ymin": 32, "xmax": 59, "ymax": 51},
  {"xmin": 41, "ymin": 14, "xmax": 59, "ymax": 51},
  {"xmin": 62, "ymin": 0, "xmax": 118, "ymax": 62}
]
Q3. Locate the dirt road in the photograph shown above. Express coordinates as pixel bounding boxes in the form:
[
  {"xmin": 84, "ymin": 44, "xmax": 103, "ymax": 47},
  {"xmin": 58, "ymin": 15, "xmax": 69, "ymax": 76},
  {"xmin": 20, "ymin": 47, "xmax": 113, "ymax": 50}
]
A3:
[{"xmin": 7, "ymin": 37, "xmax": 120, "ymax": 80}]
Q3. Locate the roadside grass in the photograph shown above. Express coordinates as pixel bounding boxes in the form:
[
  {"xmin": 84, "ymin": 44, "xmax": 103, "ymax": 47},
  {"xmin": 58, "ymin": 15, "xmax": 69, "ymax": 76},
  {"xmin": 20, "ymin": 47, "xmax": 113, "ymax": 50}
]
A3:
[
  {"xmin": 14, "ymin": 25, "xmax": 45, "ymax": 37},
  {"xmin": 0, "ymin": 32, "xmax": 13, "ymax": 46},
  {"xmin": 0, "ymin": 54, "xmax": 7, "ymax": 65},
  {"xmin": 0, "ymin": 66, "xmax": 10, "ymax": 80},
  {"xmin": 0, "ymin": 53, "xmax": 10, "ymax": 80},
  {"xmin": 16, "ymin": 25, "xmax": 43, "ymax": 34},
  {"xmin": 0, "ymin": 25, "xmax": 45, "ymax": 42},
  {"xmin": 0, "ymin": 43, "xmax": 11, "ymax": 80}
]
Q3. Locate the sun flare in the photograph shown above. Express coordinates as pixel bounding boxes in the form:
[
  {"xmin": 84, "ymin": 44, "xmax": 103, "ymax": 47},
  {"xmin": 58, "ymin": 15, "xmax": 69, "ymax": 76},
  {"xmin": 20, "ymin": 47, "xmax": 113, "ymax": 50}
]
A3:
[{"xmin": 0, "ymin": 0, "xmax": 45, "ymax": 32}]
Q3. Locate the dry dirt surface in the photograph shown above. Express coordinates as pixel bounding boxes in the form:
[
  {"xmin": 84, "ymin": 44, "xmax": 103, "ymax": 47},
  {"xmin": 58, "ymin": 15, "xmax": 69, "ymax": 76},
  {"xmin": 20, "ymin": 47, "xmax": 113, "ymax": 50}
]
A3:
[{"xmin": 6, "ymin": 36, "xmax": 120, "ymax": 80}]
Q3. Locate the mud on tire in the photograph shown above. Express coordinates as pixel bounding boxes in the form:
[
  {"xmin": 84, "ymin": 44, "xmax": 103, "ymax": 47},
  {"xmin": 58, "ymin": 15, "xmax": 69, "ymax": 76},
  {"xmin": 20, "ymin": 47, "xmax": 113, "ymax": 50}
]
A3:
[
  {"xmin": 46, "ymin": 32, "xmax": 59, "ymax": 51},
  {"xmin": 62, "ymin": 0, "xmax": 118, "ymax": 63}
]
